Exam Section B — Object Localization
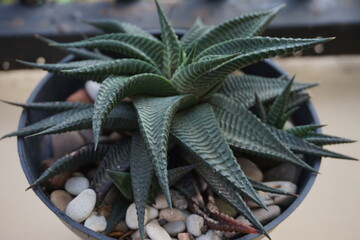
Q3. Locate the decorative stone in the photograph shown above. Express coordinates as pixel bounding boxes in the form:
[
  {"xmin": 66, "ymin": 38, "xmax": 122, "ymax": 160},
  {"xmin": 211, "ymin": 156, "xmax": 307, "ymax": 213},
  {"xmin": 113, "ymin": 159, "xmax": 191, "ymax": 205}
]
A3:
[
  {"xmin": 51, "ymin": 131, "xmax": 86, "ymax": 158},
  {"xmin": 171, "ymin": 190, "xmax": 188, "ymax": 210},
  {"xmin": 50, "ymin": 190, "xmax": 73, "ymax": 212},
  {"xmin": 159, "ymin": 208, "xmax": 190, "ymax": 222},
  {"xmin": 66, "ymin": 88, "xmax": 92, "ymax": 103},
  {"xmin": 65, "ymin": 176, "xmax": 90, "ymax": 196},
  {"xmin": 197, "ymin": 177, "xmax": 208, "ymax": 193},
  {"xmin": 237, "ymin": 157, "xmax": 263, "ymax": 182},
  {"xmin": 214, "ymin": 197, "xmax": 237, "ymax": 217},
  {"xmin": 246, "ymin": 191, "xmax": 274, "ymax": 208},
  {"xmin": 71, "ymin": 172, "xmax": 85, "ymax": 177},
  {"xmin": 186, "ymin": 214, "xmax": 204, "ymax": 237},
  {"xmin": 85, "ymin": 80, "xmax": 100, "ymax": 101},
  {"xmin": 84, "ymin": 212, "xmax": 107, "ymax": 232},
  {"xmin": 113, "ymin": 220, "xmax": 129, "ymax": 233},
  {"xmin": 178, "ymin": 232, "xmax": 191, "ymax": 240},
  {"xmin": 263, "ymin": 181, "xmax": 297, "ymax": 207},
  {"xmin": 163, "ymin": 221, "xmax": 186, "ymax": 237},
  {"xmin": 196, "ymin": 230, "xmax": 222, "ymax": 240},
  {"xmin": 65, "ymin": 189, "xmax": 96, "ymax": 222},
  {"xmin": 264, "ymin": 162, "xmax": 301, "ymax": 183},
  {"xmin": 40, "ymin": 158, "xmax": 72, "ymax": 190},
  {"xmin": 145, "ymin": 219, "xmax": 172, "ymax": 240},
  {"xmin": 153, "ymin": 194, "xmax": 169, "ymax": 209},
  {"xmin": 125, "ymin": 203, "xmax": 159, "ymax": 229}
]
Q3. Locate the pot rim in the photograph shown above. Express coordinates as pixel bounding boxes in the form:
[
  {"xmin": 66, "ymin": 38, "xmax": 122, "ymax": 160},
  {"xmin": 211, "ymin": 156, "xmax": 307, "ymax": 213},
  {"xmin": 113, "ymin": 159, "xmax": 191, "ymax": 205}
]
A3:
[{"xmin": 17, "ymin": 55, "xmax": 321, "ymax": 240}]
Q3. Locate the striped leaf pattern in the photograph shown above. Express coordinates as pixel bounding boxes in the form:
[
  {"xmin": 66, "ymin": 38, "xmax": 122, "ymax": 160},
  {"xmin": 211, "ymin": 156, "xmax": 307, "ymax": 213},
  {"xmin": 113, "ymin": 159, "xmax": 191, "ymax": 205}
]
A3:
[
  {"xmin": 219, "ymin": 74, "xmax": 317, "ymax": 107},
  {"xmin": 155, "ymin": 0, "xmax": 183, "ymax": 77},
  {"xmin": 84, "ymin": 19, "xmax": 158, "ymax": 40},
  {"xmin": 63, "ymin": 59, "xmax": 162, "ymax": 81},
  {"xmin": 133, "ymin": 95, "xmax": 197, "ymax": 207},
  {"xmin": 210, "ymin": 94, "xmax": 315, "ymax": 171},
  {"xmin": 170, "ymin": 104, "xmax": 266, "ymax": 209},
  {"xmin": 129, "ymin": 133, "xmax": 154, "ymax": 240},
  {"xmin": 181, "ymin": 18, "xmax": 210, "ymax": 52},
  {"xmin": 303, "ymin": 132, "xmax": 356, "ymax": 146},
  {"xmin": 193, "ymin": 5, "xmax": 284, "ymax": 54},
  {"xmin": 0, "ymin": 100, "xmax": 91, "ymax": 112},
  {"xmin": 92, "ymin": 74, "xmax": 178, "ymax": 147}
]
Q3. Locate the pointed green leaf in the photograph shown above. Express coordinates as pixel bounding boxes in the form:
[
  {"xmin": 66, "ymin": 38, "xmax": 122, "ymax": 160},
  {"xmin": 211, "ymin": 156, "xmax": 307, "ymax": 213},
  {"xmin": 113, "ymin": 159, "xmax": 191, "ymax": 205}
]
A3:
[
  {"xmin": 286, "ymin": 92, "xmax": 311, "ymax": 110},
  {"xmin": 210, "ymin": 94, "xmax": 315, "ymax": 171},
  {"xmin": 193, "ymin": 5, "xmax": 284, "ymax": 54},
  {"xmin": 104, "ymin": 191, "xmax": 130, "ymax": 234},
  {"xmin": 171, "ymin": 54, "xmax": 239, "ymax": 95},
  {"xmin": 27, "ymin": 143, "xmax": 110, "ymax": 190},
  {"xmin": 193, "ymin": 37, "xmax": 330, "ymax": 98},
  {"xmin": 178, "ymin": 149, "xmax": 267, "ymax": 237},
  {"xmin": 130, "ymin": 132, "xmax": 154, "ymax": 240},
  {"xmin": 26, "ymin": 103, "xmax": 137, "ymax": 137},
  {"xmin": 108, "ymin": 171, "xmax": 133, "ymax": 201},
  {"xmin": 285, "ymin": 124, "xmax": 325, "ymax": 137},
  {"xmin": 252, "ymin": 92, "xmax": 267, "ymax": 122},
  {"xmin": 181, "ymin": 18, "xmax": 210, "ymax": 52},
  {"xmin": 219, "ymin": 74, "xmax": 317, "ymax": 107},
  {"xmin": 16, "ymin": 59, "xmax": 108, "ymax": 76},
  {"xmin": 63, "ymin": 59, "xmax": 162, "ymax": 82},
  {"xmin": 270, "ymin": 127, "xmax": 357, "ymax": 160},
  {"xmin": 91, "ymin": 137, "xmax": 131, "ymax": 202},
  {"xmin": 36, "ymin": 35, "xmax": 112, "ymax": 60},
  {"xmin": 278, "ymin": 107, "xmax": 299, "ymax": 130},
  {"xmin": 76, "ymin": 33, "xmax": 163, "ymax": 66},
  {"xmin": 267, "ymin": 78, "xmax": 294, "ymax": 128},
  {"xmin": 249, "ymin": 178, "xmax": 298, "ymax": 197},
  {"xmin": 2, "ymin": 109, "xmax": 81, "ymax": 139},
  {"xmin": 92, "ymin": 74, "xmax": 178, "ymax": 148},
  {"xmin": 52, "ymin": 39, "xmax": 157, "ymax": 66},
  {"xmin": 0, "ymin": 100, "xmax": 91, "ymax": 112},
  {"xmin": 133, "ymin": 95, "xmax": 197, "ymax": 207},
  {"xmin": 84, "ymin": 19, "xmax": 158, "ymax": 40},
  {"xmin": 170, "ymin": 104, "xmax": 266, "ymax": 209},
  {"xmin": 155, "ymin": 0, "xmax": 183, "ymax": 77},
  {"xmin": 303, "ymin": 132, "xmax": 356, "ymax": 146}
]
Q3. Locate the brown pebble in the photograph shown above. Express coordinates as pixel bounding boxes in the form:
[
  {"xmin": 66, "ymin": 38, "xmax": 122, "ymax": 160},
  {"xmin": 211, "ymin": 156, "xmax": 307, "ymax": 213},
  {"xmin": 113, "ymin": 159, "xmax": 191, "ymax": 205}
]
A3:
[
  {"xmin": 237, "ymin": 157, "xmax": 263, "ymax": 182},
  {"xmin": 66, "ymin": 89, "xmax": 92, "ymax": 103},
  {"xmin": 50, "ymin": 190, "xmax": 73, "ymax": 212},
  {"xmin": 113, "ymin": 220, "xmax": 129, "ymax": 233},
  {"xmin": 178, "ymin": 232, "xmax": 192, "ymax": 240},
  {"xmin": 40, "ymin": 158, "xmax": 72, "ymax": 189}
]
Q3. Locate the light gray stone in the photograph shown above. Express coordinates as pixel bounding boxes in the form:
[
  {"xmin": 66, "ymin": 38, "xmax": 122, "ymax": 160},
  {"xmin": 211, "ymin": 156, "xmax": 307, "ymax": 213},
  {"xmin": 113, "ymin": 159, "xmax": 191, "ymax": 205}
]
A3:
[
  {"xmin": 237, "ymin": 157, "xmax": 263, "ymax": 182},
  {"xmin": 263, "ymin": 181, "xmax": 297, "ymax": 207},
  {"xmin": 50, "ymin": 190, "xmax": 73, "ymax": 212},
  {"xmin": 159, "ymin": 208, "xmax": 190, "ymax": 222},
  {"xmin": 84, "ymin": 212, "xmax": 107, "ymax": 232},
  {"xmin": 145, "ymin": 219, "xmax": 172, "ymax": 240},
  {"xmin": 65, "ymin": 176, "xmax": 89, "ymax": 196},
  {"xmin": 125, "ymin": 203, "xmax": 159, "ymax": 229},
  {"xmin": 153, "ymin": 194, "xmax": 169, "ymax": 209},
  {"xmin": 163, "ymin": 221, "xmax": 186, "ymax": 237},
  {"xmin": 65, "ymin": 189, "xmax": 96, "ymax": 222},
  {"xmin": 186, "ymin": 214, "xmax": 204, "ymax": 237},
  {"xmin": 51, "ymin": 132, "xmax": 86, "ymax": 158}
]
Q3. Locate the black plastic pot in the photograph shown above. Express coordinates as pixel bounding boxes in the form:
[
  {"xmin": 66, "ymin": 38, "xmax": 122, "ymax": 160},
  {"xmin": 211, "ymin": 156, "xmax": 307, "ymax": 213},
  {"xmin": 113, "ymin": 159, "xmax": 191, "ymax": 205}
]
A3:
[{"xmin": 17, "ymin": 55, "xmax": 321, "ymax": 240}]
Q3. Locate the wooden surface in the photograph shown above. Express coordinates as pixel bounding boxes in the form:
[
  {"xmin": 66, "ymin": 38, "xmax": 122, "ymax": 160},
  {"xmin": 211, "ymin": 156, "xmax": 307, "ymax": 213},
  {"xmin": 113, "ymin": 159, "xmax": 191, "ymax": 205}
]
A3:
[{"xmin": 0, "ymin": 56, "xmax": 359, "ymax": 240}]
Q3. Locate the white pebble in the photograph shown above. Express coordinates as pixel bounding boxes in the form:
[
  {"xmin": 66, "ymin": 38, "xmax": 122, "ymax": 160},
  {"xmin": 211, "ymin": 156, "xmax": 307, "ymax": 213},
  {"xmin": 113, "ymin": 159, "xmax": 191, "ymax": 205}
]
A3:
[
  {"xmin": 85, "ymin": 80, "xmax": 100, "ymax": 101},
  {"xmin": 84, "ymin": 212, "xmax": 107, "ymax": 232},
  {"xmin": 65, "ymin": 189, "xmax": 96, "ymax": 222},
  {"xmin": 264, "ymin": 181, "xmax": 297, "ymax": 206},
  {"xmin": 171, "ymin": 190, "xmax": 188, "ymax": 210},
  {"xmin": 159, "ymin": 208, "xmax": 190, "ymax": 222},
  {"xmin": 65, "ymin": 176, "xmax": 90, "ymax": 196},
  {"xmin": 153, "ymin": 194, "xmax": 169, "ymax": 209},
  {"xmin": 163, "ymin": 221, "xmax": 186, "ymax": 237},
  {"xmin": 186, "ymin": 214, "xmax": 204, "ymax": 237},
  {"xmin": 145, "ymin": 219, "xmax": 172, "ymax": 240},
  {"xmin": 125, "ymin": 203, "xmax": 159, "ymax": 229}
]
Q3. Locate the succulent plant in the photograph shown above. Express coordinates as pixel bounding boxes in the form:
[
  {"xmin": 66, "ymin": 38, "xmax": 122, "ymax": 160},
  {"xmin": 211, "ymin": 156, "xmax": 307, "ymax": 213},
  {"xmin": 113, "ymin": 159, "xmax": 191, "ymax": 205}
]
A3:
[{"xmin": 3, "ymin": 1, "xmax": 356, "ymax": 239}]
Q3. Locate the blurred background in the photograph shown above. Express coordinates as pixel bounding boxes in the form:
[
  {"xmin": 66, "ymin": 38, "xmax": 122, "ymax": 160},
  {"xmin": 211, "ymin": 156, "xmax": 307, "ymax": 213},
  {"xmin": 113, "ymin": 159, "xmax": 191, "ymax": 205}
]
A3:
[{"xmin": 0, "ymin": 0, "xmax": 359, "ymax": 239}]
